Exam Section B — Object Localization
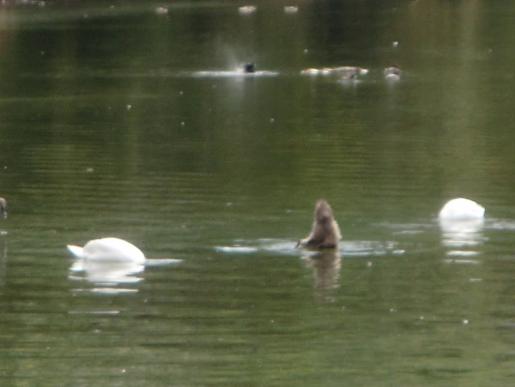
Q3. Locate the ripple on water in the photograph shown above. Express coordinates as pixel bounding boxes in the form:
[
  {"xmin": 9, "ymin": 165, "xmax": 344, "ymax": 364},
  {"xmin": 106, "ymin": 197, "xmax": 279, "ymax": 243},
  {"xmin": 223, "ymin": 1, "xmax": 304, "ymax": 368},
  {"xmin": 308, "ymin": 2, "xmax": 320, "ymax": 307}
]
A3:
[
  {"xmin": 214, "ymin": 239, "xmax": 404, "ymax": 258},
  {"xmin": 190, "ymin": 70, "xmax": 279, "ymax": 78}
]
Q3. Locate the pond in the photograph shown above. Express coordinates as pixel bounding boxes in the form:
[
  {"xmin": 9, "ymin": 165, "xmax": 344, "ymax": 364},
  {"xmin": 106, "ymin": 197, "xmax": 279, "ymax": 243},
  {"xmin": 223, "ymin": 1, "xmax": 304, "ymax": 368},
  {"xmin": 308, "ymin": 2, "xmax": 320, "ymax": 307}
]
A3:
[{"xmin": 1, "ymin": 0, "xmax": 515, "ymax": 385}]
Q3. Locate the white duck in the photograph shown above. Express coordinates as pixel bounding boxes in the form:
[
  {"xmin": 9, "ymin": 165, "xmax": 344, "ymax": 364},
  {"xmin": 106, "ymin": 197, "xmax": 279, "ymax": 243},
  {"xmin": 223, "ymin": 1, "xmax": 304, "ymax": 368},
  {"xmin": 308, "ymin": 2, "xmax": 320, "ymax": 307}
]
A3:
[
  {"xmin": 438, "ymin": 198, "xmax": 485, "ymax": 221},
  {"xmin": 67, "ymin": 237, "xmax": 145, "ymax": 264}
]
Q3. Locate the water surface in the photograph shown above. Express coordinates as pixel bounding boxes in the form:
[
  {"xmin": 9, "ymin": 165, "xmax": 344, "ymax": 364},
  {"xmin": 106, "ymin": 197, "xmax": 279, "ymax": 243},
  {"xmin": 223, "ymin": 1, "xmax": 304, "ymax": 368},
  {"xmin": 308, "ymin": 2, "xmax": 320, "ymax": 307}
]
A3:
[{"xmin": 1, "ymin": 1, "xmax": 515, "ymax": 385}]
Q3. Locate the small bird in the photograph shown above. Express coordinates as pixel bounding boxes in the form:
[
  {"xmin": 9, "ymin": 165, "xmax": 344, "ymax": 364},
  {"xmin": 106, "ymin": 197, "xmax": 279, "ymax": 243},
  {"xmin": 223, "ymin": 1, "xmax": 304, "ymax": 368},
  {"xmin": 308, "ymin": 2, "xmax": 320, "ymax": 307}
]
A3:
[
  {"xmin": 297, "ymin": 199, "xmax": 341, "ymax": 249},
  {"xmin": 243, "ymin": 63, "xmax": 256, "ymax": 73}
]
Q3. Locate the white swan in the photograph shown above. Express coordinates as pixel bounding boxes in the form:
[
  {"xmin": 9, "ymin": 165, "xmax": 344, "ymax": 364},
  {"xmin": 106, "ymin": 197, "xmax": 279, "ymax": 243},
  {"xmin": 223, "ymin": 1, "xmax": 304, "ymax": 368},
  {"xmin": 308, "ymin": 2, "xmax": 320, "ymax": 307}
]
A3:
[
  {"xmin": 67, "ymin": 237, "xmax": 145, "ymax": 264},
  {"xmin": 438, "ymin": 198, "xmax": 485, "ymax": 220}
]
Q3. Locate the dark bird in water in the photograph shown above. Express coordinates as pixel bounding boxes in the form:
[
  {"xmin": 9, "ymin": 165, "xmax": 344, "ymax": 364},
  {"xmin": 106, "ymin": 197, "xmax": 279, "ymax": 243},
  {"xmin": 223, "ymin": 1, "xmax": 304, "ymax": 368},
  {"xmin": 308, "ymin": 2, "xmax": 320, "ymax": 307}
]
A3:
[
  {"xmin": 0, "ymin": 197, "xmax": 7, "ymax": 219},
  {"xmin": 244, "ymin": 63, "xmax": 256, "ymax": 73},
  {"xmin": 297, "ymin": 199, "xmax": 341, "ymax": 250}
]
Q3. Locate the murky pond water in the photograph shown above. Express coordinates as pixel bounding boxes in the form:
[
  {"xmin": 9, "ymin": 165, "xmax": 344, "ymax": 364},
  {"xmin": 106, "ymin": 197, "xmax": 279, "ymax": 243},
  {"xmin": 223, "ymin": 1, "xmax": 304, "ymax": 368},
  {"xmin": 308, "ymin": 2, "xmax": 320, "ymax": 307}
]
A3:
[{"xmin": 1, "ymin": 0, "xmax": 515, "ymax": 385}]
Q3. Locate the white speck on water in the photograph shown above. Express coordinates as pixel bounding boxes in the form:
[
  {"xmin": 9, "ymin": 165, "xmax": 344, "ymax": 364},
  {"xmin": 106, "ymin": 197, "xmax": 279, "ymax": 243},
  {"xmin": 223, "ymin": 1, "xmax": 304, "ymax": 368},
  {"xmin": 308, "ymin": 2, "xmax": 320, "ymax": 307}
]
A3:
[
  {"xmin": 419, "ymin": 315, "xmax": 425, "ymax": 320},
  {"xmin": 85, "ymin": 167, "xmax": 94, "ymax": 173},
  {"xmin": 392, "ymin": 41, "xmax": 399, "ymax": 48},
  {"xmin": 284, "ymin": 5, "xmax": 298, "ymax": 14},
  {"xmin": 179, "ymin": 90, "xmax": 184, "ymax": 95},
  {"xmin": 180, "ymin": 121, "xmax": 186, "ymax": 127},
  {"xmin": 238, "ymin": 5, "xmax": 257, "ymax": 15},
  {"xmin": 126, "ymin": 104, "xmax": 132, "ymax": 111},
  {"xmin": 303, "ymin": 48, "xmax": 309, "ymax": 54},
  {"xmin": 389, "ymin": 308, "xmax": 396, "ymax": 313},
  {"xmin": 155, "ymin": 6, "xmax": 168, "ymax": 15},
  {"xmin": 463, "ymin": 319, "xmax": 469, "ymax": 325},
  {"xmin": 269, "ymin": 118, "xmax": 275, "ymax": 123},
  {"xmin": 367, "ymin": 261, "xmax": 373, "ymax": 267}
]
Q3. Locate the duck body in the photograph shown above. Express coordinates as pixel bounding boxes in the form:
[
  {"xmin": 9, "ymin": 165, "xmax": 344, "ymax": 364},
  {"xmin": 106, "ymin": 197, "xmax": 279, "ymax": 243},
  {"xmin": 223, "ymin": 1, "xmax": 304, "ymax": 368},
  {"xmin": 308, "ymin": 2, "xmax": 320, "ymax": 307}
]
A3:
[
  {"xmin": 67, "ymin": 237, "xmax": 145, "ymax": 264},
  {"xmin": 298, "ymin": 199, "xmax": 341, "ymax": 250},
  {"xmin": 438, "ymin": 198, "xmax": 485, "ymax": 220}
]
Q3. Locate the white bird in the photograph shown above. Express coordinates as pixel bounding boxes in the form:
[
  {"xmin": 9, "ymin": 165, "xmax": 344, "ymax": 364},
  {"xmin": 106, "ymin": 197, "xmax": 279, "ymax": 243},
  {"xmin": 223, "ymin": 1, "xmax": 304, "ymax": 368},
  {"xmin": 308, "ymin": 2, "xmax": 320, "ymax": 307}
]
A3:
[
  {"xmin": 238, "ymin": 5, "xmax": 256, "ymax": 15},
  {"xmin": 438, "ymin": 198, "xmax": 485, "ymax": 220},
  {"xmin": 67, "ymin": 237, "xmax": 145, "ymax": 264}
]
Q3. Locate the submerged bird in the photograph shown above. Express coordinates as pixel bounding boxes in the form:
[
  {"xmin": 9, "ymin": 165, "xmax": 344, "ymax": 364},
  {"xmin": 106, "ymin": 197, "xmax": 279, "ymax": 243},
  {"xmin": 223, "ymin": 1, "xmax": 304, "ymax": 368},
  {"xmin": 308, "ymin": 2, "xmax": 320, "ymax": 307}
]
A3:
[
  {"xmin": 438, "ymin": 198, "xmax": 485, "ymax": 220},
  {"xmin": 67, "ymin": 237, "xmax": 146, "ymax": 264},
  {"xmin": 297, "ymin": 199, "xmax": 342, "ymax": 249},
  {"xmin": 384, "ymin": 66, "xmax": 401, "ymax": 81},
  {"xmin": 0, "ymin": 197, "xmax": 6, "ymax": 219}
]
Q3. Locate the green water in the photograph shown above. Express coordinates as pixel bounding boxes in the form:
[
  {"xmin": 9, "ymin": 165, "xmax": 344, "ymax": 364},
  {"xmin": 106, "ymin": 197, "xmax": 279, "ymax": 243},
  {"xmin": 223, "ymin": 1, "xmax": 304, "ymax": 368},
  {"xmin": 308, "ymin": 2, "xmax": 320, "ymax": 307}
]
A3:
[{"xmin": 1, "ymin": 1, "xmax": 515, "ymax": 385}]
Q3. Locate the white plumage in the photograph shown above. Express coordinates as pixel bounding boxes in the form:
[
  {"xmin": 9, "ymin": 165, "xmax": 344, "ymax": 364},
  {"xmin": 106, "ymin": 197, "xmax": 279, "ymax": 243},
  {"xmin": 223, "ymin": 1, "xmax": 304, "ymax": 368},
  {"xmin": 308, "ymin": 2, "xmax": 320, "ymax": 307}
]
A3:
[
  {"xmin": 438, "ymin": 198, "xmax": 485, "ymax": 220},
  {"xmin": 67, "ymin": 237, "xmax": 145, "ymax": 264}
]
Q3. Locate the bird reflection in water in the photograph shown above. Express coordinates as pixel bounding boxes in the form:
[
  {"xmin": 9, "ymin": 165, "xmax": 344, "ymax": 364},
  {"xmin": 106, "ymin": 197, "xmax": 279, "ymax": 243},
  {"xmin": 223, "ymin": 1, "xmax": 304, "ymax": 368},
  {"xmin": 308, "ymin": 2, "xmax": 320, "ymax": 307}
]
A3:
[
  {"xmin": 69, "ymin": 259, "xmax": 144, "ymax": 295},
  {"xmin": 439, "ymin": 218, "xmax": 485, "ymax": 259},
  {"xmin": 0, "ymin": 236, "xmax": 6, "ymax": 288},
  {"xmin": 303, "ymin": 250, "xmax": 342, "ymax": 303}
]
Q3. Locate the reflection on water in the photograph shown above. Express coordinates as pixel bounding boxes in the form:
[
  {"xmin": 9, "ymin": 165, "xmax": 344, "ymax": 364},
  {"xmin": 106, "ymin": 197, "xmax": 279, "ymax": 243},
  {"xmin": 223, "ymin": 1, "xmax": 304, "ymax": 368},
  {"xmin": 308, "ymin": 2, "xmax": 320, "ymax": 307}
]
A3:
[
  {"xmin": 69, "ymin": 259, "xmax": 144, "ymax": 294},
  {"xmin": 216, "ymin": 238, "xmax": 405, "ymax": 258},
  {"xmin": 439, "ymin": 218, "xmax": 485, "ymax": 257},
  {"xmin": 302, "ymin": 251, "xmax": 341, "ymax": 303},
  {"xmin": 190, "ymin": 70, "xmax": 279, "ymax": 78},
  {"xmin": 0, "ymin": 236, "xmax": 6, "ymax": 288}
]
